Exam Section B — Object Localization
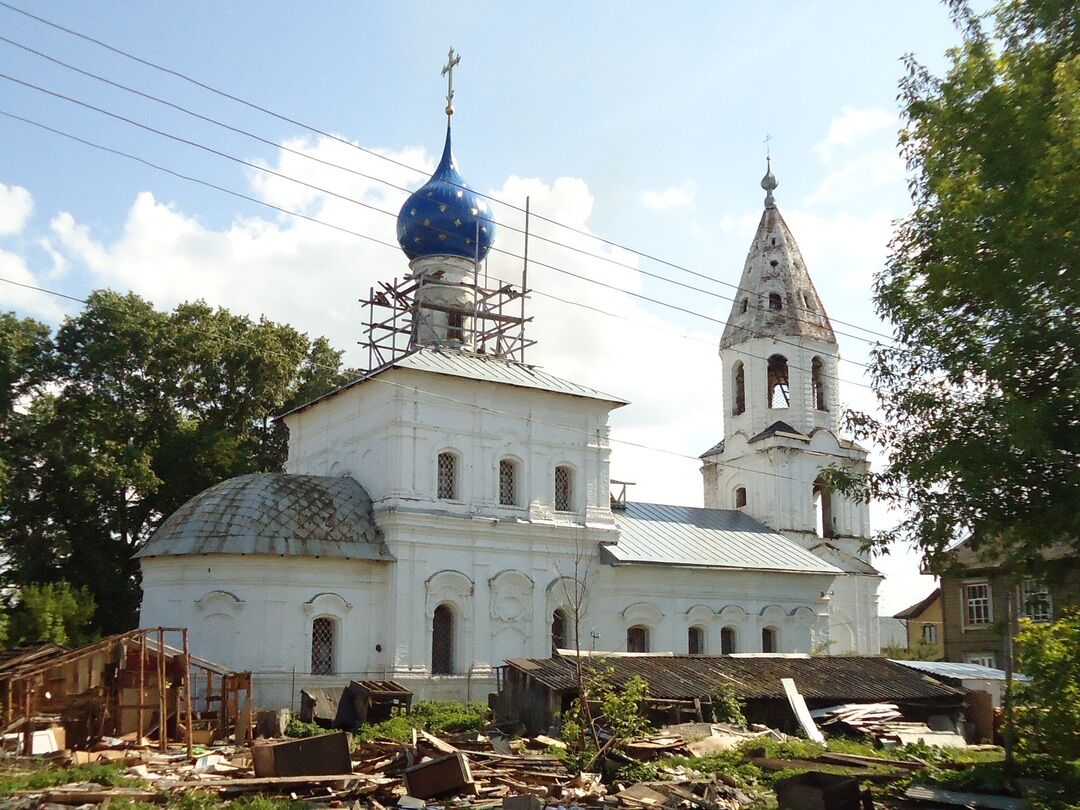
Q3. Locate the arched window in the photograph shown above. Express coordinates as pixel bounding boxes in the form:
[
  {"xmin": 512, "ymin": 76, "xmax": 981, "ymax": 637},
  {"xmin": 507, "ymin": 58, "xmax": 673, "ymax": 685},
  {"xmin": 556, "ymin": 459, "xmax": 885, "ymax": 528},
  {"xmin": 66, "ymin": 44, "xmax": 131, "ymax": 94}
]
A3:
[
  {"xmin": 554, "ymin": 465, "xmax": 573, "ymax": 512},
  {"xmin": 721, "ymin": 626, "xmax": 737, "ymax": 655},
  {"xmin": 551, "ymin": 608, "xmax": 571, "ymax": 652},
  {"xmin": 762, "ymin": 626, "xmax": 779, "ymax": 653},
  {"xmin": 626, "ymin": 625, "xmax": 650, "ymax": 653},
  {"xmin": 688, "ymin": 625, "xmax": 705, "ymax": 655},
  {"xmin": 767, "ymin": 355, "xmax": 790, "ymax": 408},
  {"xmin": 499, "ymin": 458, "xmax": 518, "ymax": 506},
  {"xmin": 813, "ymin": 476, "xmax": 835, "ymax": 539},
  {"xmin": 431, "ymin": 604, "xmax": 455, "ymax": 674},
  {"xmin": 311, "ymin": 617, "xmax": 335, "ymax": 676},
  {"xmin": 734, "ymin": 487, "xmax": 747, "ymax": 509},
  {"xmin": 811, "ymin": 357, "xmax": 826, "ymax": 411},
  {"xmin": 740, "ymin": 297, "xmax": 749, "ymax": 314},
  {"xmin": 768, "ymin": 293, "xmax": 783, "ymax": 311},
  {"xmin": 732, "ymin": 362, "xmax": 745, "ymax": 416},
  {"xmin": 437, "ymin": 452, "xmax": 457, "ymax": 500}
]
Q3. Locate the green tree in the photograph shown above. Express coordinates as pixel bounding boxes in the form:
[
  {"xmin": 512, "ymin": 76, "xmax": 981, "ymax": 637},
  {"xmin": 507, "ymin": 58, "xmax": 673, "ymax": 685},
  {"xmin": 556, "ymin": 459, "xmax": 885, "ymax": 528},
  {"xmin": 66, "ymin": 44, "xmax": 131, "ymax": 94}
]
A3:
[
  {"xmin": 1014, "ymin": 609, "xmax": 1080, "ymax": 760},
  {"xmin": 829, "ymin": 0, "xmax": 1080, "ymax": 575},
  {"xmin": 0, "ymin": 292, "xmax": 354, "ymax": 636},
  {"xmin": 6, "ymin": 582, "xmax": 98, "ymax": 646}
]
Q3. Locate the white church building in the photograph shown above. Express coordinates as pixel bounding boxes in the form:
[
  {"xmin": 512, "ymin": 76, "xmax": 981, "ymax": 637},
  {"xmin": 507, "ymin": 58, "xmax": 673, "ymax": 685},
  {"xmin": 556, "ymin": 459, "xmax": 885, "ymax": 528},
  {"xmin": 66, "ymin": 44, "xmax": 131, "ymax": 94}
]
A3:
[{"xmin": 137, "ymin": 71, "xmax": 882, "ymax": 708}]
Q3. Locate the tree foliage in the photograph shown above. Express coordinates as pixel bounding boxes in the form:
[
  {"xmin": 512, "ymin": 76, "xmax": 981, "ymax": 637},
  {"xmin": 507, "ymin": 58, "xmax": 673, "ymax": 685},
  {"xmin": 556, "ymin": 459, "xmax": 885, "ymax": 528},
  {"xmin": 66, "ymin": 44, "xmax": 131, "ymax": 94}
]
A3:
[
  {"xmin": 560, "ymin": 665, "xmax": 651, "ymax": 772},
  {"xmin": 0, "ymin": 292, "xmax": 354, "ymax": 636},
  {"xmin": 829, "ymin": 0, "xmax": 1080, "ymax": 574},
  {"xmin": 1015, "ymin": 609, "xmax": 1080, "ymax": 760},
  {"xmin": 6, "ymin": 582, "xmax": 98, "ymax": 647}
]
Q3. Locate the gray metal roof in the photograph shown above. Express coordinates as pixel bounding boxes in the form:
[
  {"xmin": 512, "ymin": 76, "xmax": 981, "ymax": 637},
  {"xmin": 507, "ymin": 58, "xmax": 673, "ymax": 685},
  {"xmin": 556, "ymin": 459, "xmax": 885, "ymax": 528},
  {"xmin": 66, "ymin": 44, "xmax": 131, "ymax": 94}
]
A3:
[
  {"xmin": 135, "ymin": 473, "xmax": 393, "ymax": 561},
  {"xmin": 889, "ymin": 659, "xmax": 1030, "ymax": 683},
  {"xmin": 280, "ymin": 347, "xmax": 627, "ymax": 419},
  {"xmin": 606, "ymin": 502, "xmax": 842, "ymax": 574}
]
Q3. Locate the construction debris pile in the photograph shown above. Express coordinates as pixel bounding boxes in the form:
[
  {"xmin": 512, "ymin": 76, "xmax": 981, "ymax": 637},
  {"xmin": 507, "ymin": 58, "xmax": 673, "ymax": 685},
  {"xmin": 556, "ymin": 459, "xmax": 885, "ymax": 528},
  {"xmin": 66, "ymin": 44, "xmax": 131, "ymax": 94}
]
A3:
[{"xmin": 809, "ymin": 703, "xmax": 968, "ymax": 749}]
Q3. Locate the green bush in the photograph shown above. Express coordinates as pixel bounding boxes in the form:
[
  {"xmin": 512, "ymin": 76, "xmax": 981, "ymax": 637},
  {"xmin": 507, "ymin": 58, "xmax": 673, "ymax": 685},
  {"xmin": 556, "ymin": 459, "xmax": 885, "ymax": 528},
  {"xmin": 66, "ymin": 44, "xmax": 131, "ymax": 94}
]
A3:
[
  {"xmin": 710, "ymin": 682, "xmax": 746, "ymax": 727},
  {"xmin": 559, "ymin": 665, "xmax": 652, "ymax": 771},
  {"xmin": 355, "ymin": 701, "xmax": 488, "ymax": 742}
]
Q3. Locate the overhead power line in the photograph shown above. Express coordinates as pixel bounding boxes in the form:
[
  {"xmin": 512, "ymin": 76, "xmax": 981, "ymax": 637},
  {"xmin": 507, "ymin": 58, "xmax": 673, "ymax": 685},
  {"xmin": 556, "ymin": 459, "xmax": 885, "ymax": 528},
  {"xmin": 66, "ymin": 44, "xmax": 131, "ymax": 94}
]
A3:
[
  {"xmin": 0, "ymin": 6, "xmax": 899, "ymax": 346},
  {"xmin": 0, "ymin": 272, "xmax": 873, "ymax": 487},
  {"xmin": 0, "ymin": 105, "xmax": 876, "ymax": 387}
]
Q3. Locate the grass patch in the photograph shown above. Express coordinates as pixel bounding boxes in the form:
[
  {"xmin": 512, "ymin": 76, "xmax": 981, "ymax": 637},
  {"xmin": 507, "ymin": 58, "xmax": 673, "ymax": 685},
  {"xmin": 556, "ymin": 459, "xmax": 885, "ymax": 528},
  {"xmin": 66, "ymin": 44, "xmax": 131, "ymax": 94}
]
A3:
[
  {"xmin": 0, "ymin": 761, "xmax": 143, "ymax": 795},
  {"xmin": 355, "ymin": 701, "xmax": 488, "ymax": 743}
]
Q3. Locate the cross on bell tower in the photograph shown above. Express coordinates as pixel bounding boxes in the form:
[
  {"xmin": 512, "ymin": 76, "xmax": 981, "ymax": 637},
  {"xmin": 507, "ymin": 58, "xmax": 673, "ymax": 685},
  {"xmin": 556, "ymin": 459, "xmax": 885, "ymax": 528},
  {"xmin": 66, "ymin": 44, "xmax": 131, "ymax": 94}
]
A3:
[{"xmin": 442, "ymin": 47, "xmax": 461, "ymax": 117}]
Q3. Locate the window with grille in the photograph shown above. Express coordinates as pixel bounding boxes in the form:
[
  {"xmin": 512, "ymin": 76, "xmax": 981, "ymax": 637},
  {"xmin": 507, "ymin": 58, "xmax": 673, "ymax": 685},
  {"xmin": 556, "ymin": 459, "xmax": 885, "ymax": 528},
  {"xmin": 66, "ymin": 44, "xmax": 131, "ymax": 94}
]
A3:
[
  {"xmin": 721, "ymin": 626, "xmax": 737, "ymax": 654},
  {"xmin": 626, "ymin": 625, "xmax": 649, "ymax": 653},
  {"xmin": 762, "ymin": 626, "xmax": 779, "ymax": 653},
  {"xmin": 1021, "ymin": 580, "xmax": 1052, "ymax": 622},
  {"xmin": 446, "ymin": 311, "xmax": 464, "ymax": 343},
  {"xmin": 432, "ymin": 604, "xmax": 454, "ymax": 674},
  {"xmin": 499, "ymin": 458, "xmax": 517, "ymax": 506},
  {"xmin": 554, "ymin": 465, "xmax": 573, "ymax": 512},
  {"xmin": 311, "ymin": 617, "xmax": 335, "ymax": 676},
  {"xmin": 964, "ymin": 582, "xmax": 992, "ymax": 626},
  {"xmin": 688, "ymin": 626, "xmax": 705, "ymax": 655},
  {"xmin": 437, "ymin": 452, "xmax": 457, "ymax": 500},
  {"xmin": 922, "ymin": 623, "xmax": 938, "ymax": 644}
]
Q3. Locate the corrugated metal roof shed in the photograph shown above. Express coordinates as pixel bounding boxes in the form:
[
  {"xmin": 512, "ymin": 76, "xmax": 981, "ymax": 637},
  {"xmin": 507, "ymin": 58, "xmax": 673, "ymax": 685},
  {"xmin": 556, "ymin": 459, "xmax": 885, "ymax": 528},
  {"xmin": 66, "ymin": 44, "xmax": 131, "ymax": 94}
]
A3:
[
  {"xmin": 890, "ymin": 658, "xmax": 1030, "ymax": 683},
  {"xmin": 280, "ymin": 347, "xmax": 627, "ymax": 419},
  {"xmin": 503, "ymin": 655, "xmax": 964, "ymax": 704},
  {"xmin": 135, "ymin": 473, "xmax": 393, "ymax": 560},
  {"xmin": 606, "ymin": 503, "xmax": 841, "ymax": 574}
]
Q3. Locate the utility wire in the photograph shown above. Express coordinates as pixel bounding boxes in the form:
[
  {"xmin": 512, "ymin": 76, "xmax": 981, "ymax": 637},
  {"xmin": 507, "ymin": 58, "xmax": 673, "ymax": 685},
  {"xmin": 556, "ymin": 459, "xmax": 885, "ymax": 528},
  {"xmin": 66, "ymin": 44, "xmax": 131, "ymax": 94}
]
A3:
[
  {"xmin": 0, "ymin": 272, "xmax": 870, "ymax": 488},
  {"xmin": 0, "ymin": 7, "xmax": 899, "ymax": 346},
  {"xmin": 0, "ymin": 105, "xmax": 875, "ymax": 389}
]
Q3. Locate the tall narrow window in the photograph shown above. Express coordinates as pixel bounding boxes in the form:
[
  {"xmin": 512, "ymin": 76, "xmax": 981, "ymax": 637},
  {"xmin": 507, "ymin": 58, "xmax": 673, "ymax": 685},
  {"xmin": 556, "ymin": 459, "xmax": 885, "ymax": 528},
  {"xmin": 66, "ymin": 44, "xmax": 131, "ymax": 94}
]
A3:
[
  {"xmin": 964, "ymin": 583, "xmax": 992, "ymax": 626},
  {"xmin": 554, "ymin": 465, "xmax": 573, "ymax": 512},
  {"xmin": 626, "ymin": 625, "xmax": 649, "ymax": 653},
  {"xmin": 733, "ymin": 362, "xmax": 745, "ymax": 415},
  {"xmin": 551, "ymin": 609, "xmax": 570, "ymax": 652},
  {"xmin": 922, "ymin": 624, "xmax": 938, "ymax": 644},
  {"xmin": 762, "ymin": 626, "xmax": 778, "ymax": 653},
  {"xmin": 740, "ymin": 297, "xmax": 749, "ymax": 314},
  {"xmin": 768, "ymin": 293, "xmax": 783, "ymax": 311},
  {"xmin": 446, "ymin": 310, "xmax": 464, "ymax": 343},
  {"xmin": 432, "ymin": 604, "xmax": 455, "ymax": 674},
  {"xmin": 1021, "ymin": 580, "xmax": 1052, "ymax": 622},
  {"xmin": 688, "ymin": 626, "xmax": 705, "ymax": 655},
  {"xmin": 437, "ymin": 452, "xmax": 457, "ymax": 500},
  {"xmin": 811, "ymin": 357, "xmax": 826, "ymax": 411},
  {"xmin": 311, "ymin": 617, "xmax": 335, "ymax": 676},
  {"xmin": 813, "ymin": 476, "xmax": 834, "ymax": 539},
  {"xmin": 721, "ymin": 626, "xmax": 737, "ymax": 655},
  {"xmin": 767, "ymin": 355, "xmax": 790, "ymax": 408},
  {"xmin": 734, "ymin": 487, "xmax": 747, "ymax": 508},
  {"xmin": 499, "ymin": 458, "xmax": 518, "ymax": 506}
]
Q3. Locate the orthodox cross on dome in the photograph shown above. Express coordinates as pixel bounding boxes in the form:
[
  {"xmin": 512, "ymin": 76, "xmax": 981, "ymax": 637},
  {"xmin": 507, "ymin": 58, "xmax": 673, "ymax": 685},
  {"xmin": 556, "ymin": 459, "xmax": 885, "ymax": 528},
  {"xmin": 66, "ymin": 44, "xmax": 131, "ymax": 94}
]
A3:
[
  {"xmin": 442, "ymin": 47, "xmax": 461, "ymax": 117},
  {"xmin": 763, "ymin": 133, "xmax": 773, "ymax": 160}
]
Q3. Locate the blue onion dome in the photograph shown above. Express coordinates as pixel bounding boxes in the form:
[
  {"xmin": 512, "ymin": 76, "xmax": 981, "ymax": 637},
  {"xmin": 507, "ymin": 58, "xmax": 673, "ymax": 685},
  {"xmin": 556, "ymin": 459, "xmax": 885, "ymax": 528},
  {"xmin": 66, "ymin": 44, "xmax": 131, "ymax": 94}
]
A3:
[{"xmin": 396, "ymin": 124, "xmax": 495, "ymax": 261}]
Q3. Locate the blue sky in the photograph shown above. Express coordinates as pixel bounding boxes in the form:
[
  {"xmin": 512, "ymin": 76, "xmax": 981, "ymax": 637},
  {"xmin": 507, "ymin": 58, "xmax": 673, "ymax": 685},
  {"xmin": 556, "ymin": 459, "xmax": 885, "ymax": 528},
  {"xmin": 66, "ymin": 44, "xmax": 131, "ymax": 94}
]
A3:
[{"xmin": 0, "ymin": 1, "xmax": 970, "ymax": 614}]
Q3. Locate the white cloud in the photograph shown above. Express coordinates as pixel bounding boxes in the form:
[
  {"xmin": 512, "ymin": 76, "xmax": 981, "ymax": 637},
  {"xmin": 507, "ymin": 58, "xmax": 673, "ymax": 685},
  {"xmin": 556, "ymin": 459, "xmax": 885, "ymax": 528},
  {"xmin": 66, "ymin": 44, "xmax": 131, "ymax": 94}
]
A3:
[
  {"xmin": 640, "ymin": 180, "xmax": 695, "ymax": 211},
  {"xmin": 0, "ymin": 249, "xmax": 65, "ymax": 320},
  {"xmin": 0, "ymin": 182, "xmax": 33, "ymax": 236},
  {"xmin": 814, "ymin": 107, "xmax": 896, "ymax": 163}
]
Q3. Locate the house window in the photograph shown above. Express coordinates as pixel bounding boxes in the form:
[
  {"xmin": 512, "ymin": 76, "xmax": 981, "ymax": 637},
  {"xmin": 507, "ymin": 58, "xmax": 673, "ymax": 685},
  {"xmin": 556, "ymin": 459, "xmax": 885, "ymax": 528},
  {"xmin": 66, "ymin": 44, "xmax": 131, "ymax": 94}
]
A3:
[
  {"xmin": 437, "ymin": 452, "xmax": 458, "ymax": 500},
  {"xmin": 735, "ymin": 487, "xmax": 747, "ymax": 509},
  {"xmin": 762, "ymin": 626, "xmax": 779, "ymax": 653},
  {"xmin": 967, "ymin": 653, "xmax": 997, "ymax": 668},
  {"xmin": 551, "ymin": 608, "xmax": 570, "ymax": 652},
  {"xmin": 811, "ymin": 357, "xmax": 826, "ymax": 411},
  {"xmin": 813, "ymin": 476, "xmax": 834, "ymax": 539},
  {"xmin": 1021, "ymin": 580, "xmax": 1052, "ymax": 622},
  {"xmin": 431, "ymin": 604, "xmax": 455, "ymax": 674},
  {"xmin": 721, "ymin": 626, "xmax": 737, "ymax": 654},
  {"xmin": 499, "ymin": 458, "xmax": 518, "ymax": 506},
  {"xmin": 767, "ymin": 355, "xmax": 790, "ymax": 408},
  {"xmin": 688, "ymin": 626, "xmax": 705, "ymax": 655},
  {"xmin": 627, "ymin": 625, "xmax": 649, "ymax": 653},
  {"xmin": 554, "ymin": 465, "xmax": 573, "ymax": 512},
  {"xmin": 964, "ymin": 582, "xmax": 992, "ymax": 626},
  {"xmin": 921, "ymin": 624, "xmax": 938, "ymax": 644},
  {"xmin": 768, "ymin": 293, "xmax": 783, "ymax": 311},
  {"xmin": 733, "ymin": 362, "xmax": 745, "ymax": 415},
  {"xmin": 311, "ymin": 617, "xmax": 335, "ymax": 676}
]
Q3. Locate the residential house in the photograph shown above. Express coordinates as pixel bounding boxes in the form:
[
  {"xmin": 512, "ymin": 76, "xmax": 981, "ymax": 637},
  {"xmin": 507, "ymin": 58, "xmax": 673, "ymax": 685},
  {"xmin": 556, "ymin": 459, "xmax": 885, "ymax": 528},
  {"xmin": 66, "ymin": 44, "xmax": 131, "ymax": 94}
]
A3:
[{"xmin": 893, "ymin": 587, "xmax": 943, "ymax": 659}]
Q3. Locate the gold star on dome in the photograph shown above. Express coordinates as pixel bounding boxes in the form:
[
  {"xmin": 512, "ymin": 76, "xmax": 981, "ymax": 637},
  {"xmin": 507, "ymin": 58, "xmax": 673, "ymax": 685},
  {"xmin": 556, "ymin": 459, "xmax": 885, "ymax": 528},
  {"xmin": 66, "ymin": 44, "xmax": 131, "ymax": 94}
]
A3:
[{"xmin": 453, "ymin": 218, "xmax": 462, "ymax": 227}]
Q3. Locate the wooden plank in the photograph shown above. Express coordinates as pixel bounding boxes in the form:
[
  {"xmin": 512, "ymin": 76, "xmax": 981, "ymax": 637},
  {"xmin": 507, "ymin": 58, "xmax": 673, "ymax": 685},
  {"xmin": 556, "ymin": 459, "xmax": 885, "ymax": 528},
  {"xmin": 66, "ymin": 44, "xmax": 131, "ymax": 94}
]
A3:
[
  {"xmin": 781, "ymin": 677, "xmax": 825, "ymax": 744},
  {"xmin": 905, "ymin": 785, "xmax": 1027, "ymax": 809}
]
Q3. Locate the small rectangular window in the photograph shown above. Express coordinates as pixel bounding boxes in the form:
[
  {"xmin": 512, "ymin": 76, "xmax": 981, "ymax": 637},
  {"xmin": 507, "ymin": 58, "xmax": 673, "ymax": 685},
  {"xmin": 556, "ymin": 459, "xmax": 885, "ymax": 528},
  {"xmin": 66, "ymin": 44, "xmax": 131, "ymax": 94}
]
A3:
[
  {"xmin": 921, "ymin": 623, "xmax": 938, "ymax": 644},
  {"xmin": 688, "ymin": 626, "xmax": 704, "ymax": 655},
  {"xmin": 1021, "ymin": 580, "xmax": 1052, "ymax": 622},
  {"xmin": 966, "ymin": 653, "xmax": 997, "ymax": 668},
  {"xmin": 964, "ymin": 582, "xmax": 992, "ymax": 626},
  {"xmin": 627, "ymin": 626, "xmax": 649, "ymax": 653},
  {"xmin": 499, "ymin": 459, "xmax": 517, "ymax": 506},
  {"xmin": 437, "ymin": 452, "xmax": 457, "ymax": 500},
  {"xmin": 554, "ymin": 466, "xmax": 572, "ymax": 512}
]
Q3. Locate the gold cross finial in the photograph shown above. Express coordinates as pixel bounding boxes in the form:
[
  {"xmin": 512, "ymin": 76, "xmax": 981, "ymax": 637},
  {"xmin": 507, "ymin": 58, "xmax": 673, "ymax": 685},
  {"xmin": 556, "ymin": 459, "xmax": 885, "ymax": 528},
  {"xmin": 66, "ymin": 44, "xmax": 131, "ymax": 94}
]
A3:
[{"xmin": 441, "ymin": 47, "xmax": 461, "ymax": 117}]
